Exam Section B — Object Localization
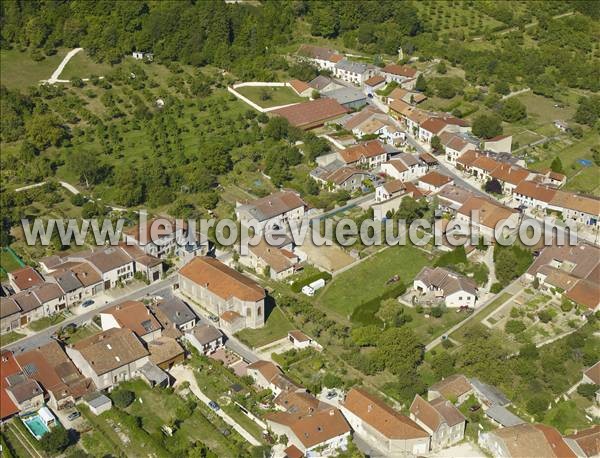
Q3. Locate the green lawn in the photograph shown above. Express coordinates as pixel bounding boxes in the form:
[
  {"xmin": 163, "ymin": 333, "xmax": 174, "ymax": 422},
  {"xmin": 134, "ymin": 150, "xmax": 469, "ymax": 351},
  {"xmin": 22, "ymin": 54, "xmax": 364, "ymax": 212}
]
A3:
[
  {"xmin": 28, "ymin": 313, "xmax": 65, "ymax": 332},
  {"xmin": 59, "ymin": 50, "xmax": 114, "ymax": 80},
  {"xmin": 0, "ymin": 248, "xmax": 25, "ymax": 280},
  {"xmin": 61, "ymin": 324, "xmax": 98, "ymax": 345},
  {"xmin": 0, "ymin": 331, "xmax": 26, "ymax": 347},
  {"xmin": 236, "ymin": 307, "xmax": 295, "ymax": 348},
  {"xmin": 318, "ymin": 245, "xmax": 431, "ymax": 317},
  {"xmin": 0, "ymin": 48, "xmax": 69, "ymax": 89},
  {"xmin": 235, "ymin": 85, "xmax": 305, "ymax": 108},
  {"xmin": 450, "ymin": 292, "xmax": 512, "ymax": 342},
  {"xmin": 544, "ymin": 398, "xmax": 594, "ymax": 434}
]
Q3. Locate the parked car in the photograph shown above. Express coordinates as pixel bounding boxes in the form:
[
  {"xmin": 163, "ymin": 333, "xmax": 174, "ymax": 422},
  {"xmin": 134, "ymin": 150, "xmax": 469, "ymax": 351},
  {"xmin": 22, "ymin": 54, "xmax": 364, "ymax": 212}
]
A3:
[
  {"xmin": 81, "ymin": 299, "xmax": 94, "ymax": 308},
  {"xmin": 62, "ymin": 323, "xmax": 77, "ymax": 332},
  {"xmin": 209, "ymin": 315, "xmax": 219, "ymax": 323},
  {"xmin": 469, "ymin": 404, "xmax": 481, "ymax": 412},
  {"xmin": 208, "ymin": 401, "xmax": 220, "ymax": 411},
  {"xmin": 67, "ymin": 411, "xmax": 81, "ymax": 421},
  {"xmin": 325, "ymin": 391, "xmax": 337, "ymax": 400}
]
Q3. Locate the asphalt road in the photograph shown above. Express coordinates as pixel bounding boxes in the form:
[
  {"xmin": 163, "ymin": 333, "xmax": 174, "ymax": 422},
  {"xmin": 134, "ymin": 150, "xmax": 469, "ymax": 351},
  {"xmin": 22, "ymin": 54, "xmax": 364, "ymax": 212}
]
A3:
[{"xmin": 3, "ymin": 276, "xmax": 178, "ymax": 354}]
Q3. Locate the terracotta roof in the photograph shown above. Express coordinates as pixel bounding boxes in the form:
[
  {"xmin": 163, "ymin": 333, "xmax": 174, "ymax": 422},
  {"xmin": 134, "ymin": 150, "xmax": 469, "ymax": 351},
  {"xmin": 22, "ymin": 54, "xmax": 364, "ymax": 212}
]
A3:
[
  {"xmin": 535, "ymin": 424, "xmax": 577, "ymax": 458},
  {"xmin": 389, "ymin": 98, "xmax": 412, "ymax": 116},
  {"xmin": 429, "ymin": 374, "xmax": 473, "ymax": 400},
  {"xmin": 382, "ymin": 64, "xmax": 417, "ymax": 78},
  {"xmin": 419, "ymin": 171, "xmax": 452, "ymax": 188},
  {"xmin": 179, "ymin": 257, "xmax": 265, "ymax": 302},
  {"xmin": 419, "ymin": 152, "xmax": 438, "ymax": 165},
  {"xmin": 485, "ymin": 134, "xmax": 511, "ymax": 142},
  {"xmin": 420, "ymin": 117, "xmax": 449, "ymax": 135},
  {"xmin": 339, "ymin": 140, "xmax": 386, "ymax": 164},
  {"xmin": 410, "ymin": 394, "xmax": 465, "ymax": 431},
  {"xmin": 239, "ymin": 191, "xmax": 306, "ymax": 222},
  {"xmin": 266, "ymin": 408, "xmax": 350, "ymax": 449},
  {"xmin": 220, "ymin": 310, "xmax": 242, "ymax": 323},
  {"xmin": 583, "ymin": 361, "xmax": 600, "ymax": 385},
  {"xmin": 514, "ymin": 181, "xmax": 557, "ymax": 203},
  {"xmin": 71, "ymin": 328, "xmax": 149, "ymax": 376},
  {"xmin": 250, "ymin": 240, "xmax": 297, "ymax": 273},
  {"xmin": 275, "ymin": 390, "xmax": 321, "ymax": 415},
  {"xmin": 527, "ymin": 243, "xmax": 600, "ymax": 284},
  {"xmin": 364, "ymin": 75, "xmax": 386, "ymax": 86},
  {"xmin": 471, "ymin": 155, "xmax": 501, "ymax": 173},
  {"xmin": 551, "ymin": 191, "xmax": 600, "ymax": 216},
  {"xmin": 329, "ymin": 53, "xmax": 344, "ymax": 63},
  {"xmin": 284, "ymin": 444, "xmax": 304, "ymax": 458},
  {"xmin": 383, "ymin": 179, "xmax": 406, "ymax": 195},
  {"xmin": 289, "ymin": 330, "xmax": 311, "ymax": 343},
  {"xmin": 102, "ymin": 300, "xmax": 161, "ymax": 338},
  {"xmin": 489, "ymin": 424, "xmax": 575, "ymax": 458},
  {"xmin": 342, "ymin": 388, "xmax": 429, "ymax": 440},
  {"xmin": 9, "ymin": 266, "xmax": 44, "ymax": 291},
  {"xmin": 491, "ymin": 163, "xmax": 530, "ymax": 186},
  {"xmin": 297, "ymin": 45, "xmax": 337, "ymax": 61},
  {"xmin": 406, "ymin": 108, "xmax": 431, "ymax": 125},
  {"xmin": 404, "ymin": 182, "xmax": 428, "ymax": 199},
  {"xmin": 566, "ymin": 280, "xmax": 600, "ymax": 311},
  {"xmin": 384, "ymin": 159, "xmax": 408, "ymax": 174},
  {"xmin": 1, "ymin": 351, "xmax": 21, "ymax": 419},
  {"xmin": 69, "ymin": 262, "xmax": 103, "ymax": 287},
  {"xmin": 457, "ymin": 149, "xmax": 481, "ymax": 167},
  {"xmin": 458, "ymin": 196, "xmax": 517, "ymax": 230},
  {"xmin": 566, "ymin": 425, "xmax": 600, "ymax": 457},
  {"xmin": 247, "ymin": 360, "xmax": 282, "ymax": 382},
  {"xmin": 6, "ymin": 378, "xmax": 43, "ymax": 404},
  {"xmin": 272, "ymin": 99, "xmax": 349, "ymax": 128},
  {"xmin": 289, "ymin": 79, "xmax": 311, "ymax": 95},
  {"xmin": 30, "ymin": 282, "xmax": 63, "ymax": 304}
]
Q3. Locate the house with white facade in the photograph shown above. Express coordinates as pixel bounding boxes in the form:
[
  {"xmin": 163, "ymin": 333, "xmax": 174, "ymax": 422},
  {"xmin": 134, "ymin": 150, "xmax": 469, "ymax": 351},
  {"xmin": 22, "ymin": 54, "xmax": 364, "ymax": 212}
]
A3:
[
  {"xmin": 381, "ymin": 154, "xmax": 428, "ymax": 182},
  {"xmin": 245, "ymin": 240, "xmax": 300, "ymax": 280},
  {"xmin": 178, "ymin": 256, "xmax": 266, "ymax": 332},
  {"xmin": 333, "ymin": 59, "xmax": 374, "ymax": 85},
  {"xmin": 513, "ymin": 181, "xmax": 557, "ymax": 211},
  {"xmin": 380, "ymin": 64, "xmax": 419, "ymax": 87},
  {"xmin": 297, "ymin": 45, "xmax": 344, "ymax": 72},
  {"xmin": 456, "ymin": 196, "xmax": 520, "ymax": 240},
  {"xmin": 410, "ymin": 394, "xmax": 466, "ymax": 451},
  {"xmin": 413, "ymin": 267, "xmax": 478, "ymax": 308},
  {"xmin": 66, "ymin": 328, "xmax": 151, "ymax": 390},
  {"xmin": 184, "ymin": 324, "xmax": 224, "ymax": 355},
  {"xmin": 375, "ymin": 180, "xmax": 406, "ymax": 203},
  {"xmin": 341, "ymin": 388, "xmax": 430, "ymax": 457},
  {"xmin": 235, "ymin": 191, "xmax": 306, "ymax": 235},
  {"xmin": 337, "ymin": 140, "xmax": 389, "ymax": 168}
]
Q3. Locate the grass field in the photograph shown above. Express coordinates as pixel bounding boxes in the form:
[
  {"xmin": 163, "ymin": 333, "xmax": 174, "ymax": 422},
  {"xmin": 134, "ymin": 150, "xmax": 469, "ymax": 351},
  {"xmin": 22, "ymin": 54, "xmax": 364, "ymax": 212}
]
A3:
[
  {"xmin": 236, "ymin": 307, "xmax": 295, "ymax": 348},
  {"xmin": 0, "ymin": 248, "xmax": 24, "ymax": 280},
  {"xmin": 0, "ymin": 331, "xmax": 26, "ymax": 347},
  {"xmin": 59, "ymin": 50, "xmax": 114, "ymax": 80},
  {"xmin": 0, "ymin": 48, "xmax": 68, "ymax": 89},
  {"xmin": 318, "ymin": 245, "xmax": 432, "ymax": 317},
  {"xmin": 235, "ymin": 85, "xmax": 305, "ymax": 108},
  {"xmin": 450, "ymin": 292, "xmax": 512, "ymax": 342},
  {"xmin": 28, "ymin": 313, "xmax": 65, "ymax": 332}
]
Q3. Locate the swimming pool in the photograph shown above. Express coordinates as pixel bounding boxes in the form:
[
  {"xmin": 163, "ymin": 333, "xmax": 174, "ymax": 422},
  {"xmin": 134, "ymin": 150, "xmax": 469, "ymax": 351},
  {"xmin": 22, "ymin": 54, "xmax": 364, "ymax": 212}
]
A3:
[{"xmin": 23, "ymin": 415, "xmax": 50, "ymax": 439}]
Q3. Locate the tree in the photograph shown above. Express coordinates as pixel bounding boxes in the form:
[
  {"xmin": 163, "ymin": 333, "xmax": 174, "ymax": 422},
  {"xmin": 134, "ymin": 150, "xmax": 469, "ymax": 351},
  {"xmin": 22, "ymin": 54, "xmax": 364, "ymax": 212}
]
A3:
[
  {"xmin": 436, "ymin": 61, "xmax": 447, "ymax": 74},
  {"xmin": 111, "ymin": 389, "xmax": 135, "ymax": 408},
  {"xmin": 472, "ymin": 114, "xmax": 503, "ymax": 139},
  {"xmin": 577, "ymin": 383, "xmax": 599, "ymax": 400},
  {"xmin": 430, "ymin": 351, "xmax": 456, "ymax": 378},
  {"xmin": 526, "ymin": 393, "xmax": 551, "ymax": 419},
  {"xmin": 374, "ymin": 327, "xmax": 424, "ymax": 375},
  {"xmin": 500, "ymin": 98, "xmax": 527, "ymax": 122},
  {"xmin": 484, "ymin": 178, "xmax": 503, "ymax": 195},
  {"xmin": 494, "ymin": 81, "xmax": 510, "ymax": 95},
  {"xmin": 550, "ymin": 157, "xmax": 563, "ymax": 174},
  {"xmin": 430, "ymin": 135, "xmax": 443, "ymax": 154},
  {"xmin": 436, "ymin": 78, "xmax": 456, "ymax": 99},
  {"xmin": 574, "ymin": 95, "xmax": 600, "ymax": 126},
  {"xmin": 40, "ymin": 427, "xmax": 70, "ymax": 454},
  {"xmin": 415, "ymin": 74, "xmax": 427, "ymax": 92},
  {"xmin": 395, "ymin": 197, "xmax": 428, "ymax": 223},
  {"xmin": 494, "ymin": 245, "xmax": 533, "ymax": 286},
  {"xmin": 537, "ymin": 309, "xmax": 552, "ymax": 323},
  {"xmin": 25, "ymin": 113, "xmax": 67, "ymax": 150},
  {"xmin": 351, "ymin": 325, "xmax": 380, "ymax": 346}
]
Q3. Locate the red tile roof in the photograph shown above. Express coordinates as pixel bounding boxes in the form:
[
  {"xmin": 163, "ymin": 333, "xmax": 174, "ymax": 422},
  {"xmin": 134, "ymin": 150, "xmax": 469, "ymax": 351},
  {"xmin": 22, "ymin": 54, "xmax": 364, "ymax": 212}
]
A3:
[
  {"xmin": 420, "ymin": 117, "xmax": 448, "ymax": 135},
  {"xmin": 364, "ymin": 75, "xmax": 386, "ymax": 86},
  {"xmin": 1, "ymin": 351, "xmax": 21, "ymax": 419},
  {"xmin": 419, "ymin": 171, "xmax": 452, "ymax": 188},
  {"xmin": 382, "ymin": 64, "xmax": 418, "ymax": 78},
  {"xmin": 514, "ymin": 181, "xmax": 557, "ymax": 203},
  {"xmin": 102, "ymin": 300, "xmax": 162, "ymax": 338},
  {"xmin": 339, "ymin": 140, "xmax": 386, "ymax": 164},
  {"xmin": 9, "ymin": 266, "xmax": 44, "ymax": 291},
  {"xmin": 272, "ymin": 99, "xmax": 349, "ymax": 129},
  {"xmin": 289, "ymin": 79, "xmax": 311, "ymax": 95}
]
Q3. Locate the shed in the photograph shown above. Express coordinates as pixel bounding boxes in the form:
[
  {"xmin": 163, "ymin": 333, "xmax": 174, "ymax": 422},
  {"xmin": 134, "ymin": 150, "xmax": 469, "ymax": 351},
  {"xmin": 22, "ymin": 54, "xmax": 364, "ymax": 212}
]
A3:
[{"xmin": 83, "ymin": 392, "xmax": 112, "ymax": 415}]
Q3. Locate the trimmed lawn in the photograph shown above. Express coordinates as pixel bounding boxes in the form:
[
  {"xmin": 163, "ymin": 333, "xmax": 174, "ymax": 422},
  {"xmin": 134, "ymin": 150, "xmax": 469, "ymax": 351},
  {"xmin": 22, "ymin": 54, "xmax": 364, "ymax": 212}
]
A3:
[
  {"xmin": 28, "ymin": 313, "xmax": 66, "ymax": 332},
  {"xmin": 59, "ymin": 50, "xmax": 114, "ymax": 80},
  {"xmin": 61, "ymin": 324, "xmax": 98, "ymax": 345},
  {"xmin": 0, "ymin": 331, "xmax": 26, "ymax": 347},
  {"xmin": 0, "ymin": 48, "xmax": 69, "ymax": 89},
  {"xmin": 236, "ymin": 307, "xmax": 294, "ymax": 348},
  {"xmin": 318, "ymin": 245, "xmax": 431, "ymax": 317},
  {"xmin": 235, "ymin": 85, "xmax": 305, "ymax": 108},
  {"xmin": 0, "ymin": 248, "xmax": 25, "ymax": 280},
  {"xmin": 450, "ymin": 292, "xmax": 512, "ymax": 342}
]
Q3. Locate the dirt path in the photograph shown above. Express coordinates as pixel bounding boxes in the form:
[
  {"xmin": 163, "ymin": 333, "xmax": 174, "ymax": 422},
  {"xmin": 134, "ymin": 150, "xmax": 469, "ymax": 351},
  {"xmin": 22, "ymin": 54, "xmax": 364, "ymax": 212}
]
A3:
[{"xmin": 45, "ymin": 47, "xmax": 83, "ymax": 84}]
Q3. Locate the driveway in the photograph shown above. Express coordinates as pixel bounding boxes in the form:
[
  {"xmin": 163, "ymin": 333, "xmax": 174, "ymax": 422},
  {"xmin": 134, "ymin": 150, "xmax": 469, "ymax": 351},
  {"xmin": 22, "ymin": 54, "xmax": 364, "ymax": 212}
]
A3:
[
  {"xmin": 169, "ymin": 365, "xmax": 261, "ymax": 446},
  {"xmin": 425, "ymin": 442, "xmax": 486, "ymax": 457}
]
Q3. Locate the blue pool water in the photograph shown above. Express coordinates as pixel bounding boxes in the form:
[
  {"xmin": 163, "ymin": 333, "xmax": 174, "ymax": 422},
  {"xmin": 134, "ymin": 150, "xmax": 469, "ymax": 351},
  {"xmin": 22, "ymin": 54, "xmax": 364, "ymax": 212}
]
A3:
[{"xmin": 23, "ymin": 416, "xmax": 50, "ymax": 439}]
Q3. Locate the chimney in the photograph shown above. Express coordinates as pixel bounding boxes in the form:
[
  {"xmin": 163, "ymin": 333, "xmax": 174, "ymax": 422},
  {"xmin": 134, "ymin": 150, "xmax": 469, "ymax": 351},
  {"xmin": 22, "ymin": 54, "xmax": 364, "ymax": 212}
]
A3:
[
  {"xmin": 367, "ymin": 404, "xmax": 373, "ymax": 413},
  {"xmin": 329, "ymin": 409, "xmax": 335, "ymax": 416}
]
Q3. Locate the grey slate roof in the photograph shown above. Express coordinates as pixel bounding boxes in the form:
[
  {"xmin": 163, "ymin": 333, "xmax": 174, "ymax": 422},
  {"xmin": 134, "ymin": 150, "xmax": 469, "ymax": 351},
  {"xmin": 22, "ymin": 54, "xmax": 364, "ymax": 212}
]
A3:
[
  {"xmin": 157, "ymin": 297, "xmax": 196, "ymax": 327},
  {"xmin": 187, "ymin": 324, "xmax": 224, "ymax": 345},
  {"xmin": 335, "ymin": 59, "xmax": 368, "ymax": 74},
  {"xmin": 322, "ymin": 87, "xmax": 366, "ymax": 105},
  {"xmin": 139, "ymin": 361, "xmax": 169, "ymax": 385},
  {"xmin": 485, "ymin": 405, "xmax": 525, "ymax": 427},
  {"xmin": 470, "ymin": 378, "xmax": 510, "ymax": 406},
  {"xmin": 53, "ymin": 270, "xmax": 83, "ymax": 293},
  {"xmin": 83, "ymin": 391, "xmax": 112, "ymax": 409}
]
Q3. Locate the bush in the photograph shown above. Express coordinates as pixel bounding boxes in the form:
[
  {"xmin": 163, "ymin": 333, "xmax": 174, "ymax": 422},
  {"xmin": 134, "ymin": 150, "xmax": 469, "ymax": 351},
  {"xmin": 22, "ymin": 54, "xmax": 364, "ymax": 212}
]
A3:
[
  {"xmin": 490, "ymin": 283, "xmax": 503, "ymax": 293},
  {"xmin": 290, "ymin": 272, "xmax": 332, "ymax": 293},
  {"xmin": 560, "ymin": 298, "xmax": 574, "ymax": 313},
  {"xmin": 70, "ymin": 193, "xmax": 87, "ymax": 206},
  {"xmin": 505, "ymin": 319, "xmax": 526, "ymax": 334},
  {"xmin": 537, "ymin": 309, "xmax": 552, "ymax": 323},
  {"xmin": 111, "ymin": 389, "xmax": 135, "ymax": 408},
  {"xmin": 430, "ymin": 306, "xmax": 443, "ymax": 318},
  {"xmin": 577, "ymin": 383, "xmax": 599, "ymax": 400}
]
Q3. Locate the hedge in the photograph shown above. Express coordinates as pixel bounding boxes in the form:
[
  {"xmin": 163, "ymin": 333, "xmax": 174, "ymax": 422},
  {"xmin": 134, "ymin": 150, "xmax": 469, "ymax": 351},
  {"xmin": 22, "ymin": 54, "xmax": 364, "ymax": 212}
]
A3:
[
  {"xmin": 291, "ymin": 271, "xmax": 332, "ymax": 293},
  {"xmin": 350, "ymin": 281, "xmax": 407, "ymax": 326}
]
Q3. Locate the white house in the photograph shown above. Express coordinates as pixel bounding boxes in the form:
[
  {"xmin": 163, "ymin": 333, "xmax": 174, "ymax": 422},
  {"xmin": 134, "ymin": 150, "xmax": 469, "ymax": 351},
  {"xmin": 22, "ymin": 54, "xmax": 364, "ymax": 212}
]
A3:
[
  {"xmin": 66, "ymin": 328, "xmax": 150, "ymax": 390},
  {"xmin": 338, "ymin": 140, "xmax": 389, "ymax": 168},
  {"xmin": 410, "ymin": 394, "xmax": 466, "ymax": 451},
  {"xmin": 380, "ymin": 64, "xmax": 419, "ymax": 86},
  {"xmin": 297, "ymin": 45, "xmax": 344, "ymax": 72},
  {"xmin": 381, "ymin": 154, "xmax": 428, "ymax": 182},
  {"xmin": 341, "ymin": 388, "xmax": 430, "ymax": 457},
  {"xmin": 413, "ymin": 267, "xmax": 478, "ymax": 308},
  {"xmin": 235, "ymin": 191, "xmax": 306, "ymax": 235},
  {"xmin": 184, "ymin": 324, "xmax": 224, "ymax": 355},
  {"xmin": 333, "ymin": 59, "xmax": 374, "ymax": 86},
  {"xmin": 375, "ymin": 180, "xmax": 406, "ymax": 203},
  {"xmin": 513, "ymin": 181, "xmax": 557, "ymax": 211}
]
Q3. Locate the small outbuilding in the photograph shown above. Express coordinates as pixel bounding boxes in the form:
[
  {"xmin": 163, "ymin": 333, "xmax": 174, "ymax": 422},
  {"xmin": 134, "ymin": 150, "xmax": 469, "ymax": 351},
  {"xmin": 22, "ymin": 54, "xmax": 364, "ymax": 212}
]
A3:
[{"xmin": 82, "ymin": 392, "xmax": 112, "ymax": 415}]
